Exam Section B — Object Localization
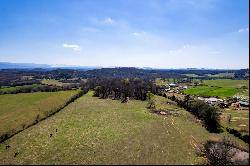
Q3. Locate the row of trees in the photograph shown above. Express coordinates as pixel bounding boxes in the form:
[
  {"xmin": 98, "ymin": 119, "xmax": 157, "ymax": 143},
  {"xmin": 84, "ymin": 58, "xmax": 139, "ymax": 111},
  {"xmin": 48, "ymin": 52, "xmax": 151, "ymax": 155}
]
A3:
[
  {"xmin": 81, "ymin": 78, "xmax": 161, "ymax": 101},
  {"xmin": 0, "ymin": 84, "xmax": 79, "ymax": 95}
]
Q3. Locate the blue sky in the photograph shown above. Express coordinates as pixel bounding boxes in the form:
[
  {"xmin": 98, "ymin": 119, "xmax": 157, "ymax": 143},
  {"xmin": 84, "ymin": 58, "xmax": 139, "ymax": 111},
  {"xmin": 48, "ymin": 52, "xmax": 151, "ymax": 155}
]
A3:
[{"xmin": 0, "ymin": 0, "xmax": 249, "ymax": 69}]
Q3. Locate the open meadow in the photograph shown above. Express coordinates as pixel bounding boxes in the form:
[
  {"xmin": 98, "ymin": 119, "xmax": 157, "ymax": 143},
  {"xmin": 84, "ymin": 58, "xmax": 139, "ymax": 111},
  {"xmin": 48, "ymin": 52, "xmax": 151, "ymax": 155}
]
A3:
[
  {"xmin": 0, "ymin": 90, "xmax": 80, "ymax": 141},
  {"xmin": 184, "ymin": 79, "xmax": 249, "ymax": 98},
  {"xmin": 0, "ymin": 91, "xmax": 231, "ymax": 165}
]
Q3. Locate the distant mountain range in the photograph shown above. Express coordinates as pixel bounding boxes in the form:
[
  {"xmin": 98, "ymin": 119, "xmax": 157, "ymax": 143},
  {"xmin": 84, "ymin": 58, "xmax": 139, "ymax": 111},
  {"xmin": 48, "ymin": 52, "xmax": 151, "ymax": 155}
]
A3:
[
  {"xmin": 0, "ymin": 62, "xmax": 247, "ymax": 70},
  {"xmin": 0, "ymin": 62, "xmax": 99, "ymax": 70}
]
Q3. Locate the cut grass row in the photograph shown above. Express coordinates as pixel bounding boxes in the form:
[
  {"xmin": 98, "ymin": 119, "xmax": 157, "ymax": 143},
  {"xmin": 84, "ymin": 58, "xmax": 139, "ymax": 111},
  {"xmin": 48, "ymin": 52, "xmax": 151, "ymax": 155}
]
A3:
[{"xmin": 0, "ymin": 90, "xmax": 82, "ymax": 142}]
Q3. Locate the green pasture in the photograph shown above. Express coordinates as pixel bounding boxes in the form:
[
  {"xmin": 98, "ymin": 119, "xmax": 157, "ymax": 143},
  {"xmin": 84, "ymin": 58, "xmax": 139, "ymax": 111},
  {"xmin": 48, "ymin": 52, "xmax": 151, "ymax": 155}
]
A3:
[{"xmin": 0, "ymin": 90, "xmax": 80, "ymax": 138}]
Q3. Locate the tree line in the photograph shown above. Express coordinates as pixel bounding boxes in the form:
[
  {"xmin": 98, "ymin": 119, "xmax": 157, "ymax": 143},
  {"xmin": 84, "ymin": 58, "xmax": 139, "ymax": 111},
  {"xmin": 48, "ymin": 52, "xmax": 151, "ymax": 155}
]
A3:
[
  {"xmin": 81, "ymin": 77, "xmax": 162, "ymax": 101},
  {"xmin": 0, "ymin": 84, "xmax": 79, "ymax": 95}
]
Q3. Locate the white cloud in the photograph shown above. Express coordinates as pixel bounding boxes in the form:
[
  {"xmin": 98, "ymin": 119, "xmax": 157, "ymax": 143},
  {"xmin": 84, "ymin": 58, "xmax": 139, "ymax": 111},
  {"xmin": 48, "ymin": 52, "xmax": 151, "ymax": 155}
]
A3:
[
  {"xmin": 92, "ymin": 17, "xmax": 116, "ymax": 25},
  {"xmin": 63, "ymin": 44, "xmax": 81, "ymax": 52},
  {"xmin": 103, "ymin": 17, "xmax": 115, "ymax": 24},
  {"xmin": 132, "ymin": 32, "xmax": 140, "ymax": 36},
  {"xmin": 132, "ymin": 31, "xmax": 146, "ymax": 37},
  {"xmin": 238, "ymin": 27, "xmax": 249, "ymax": 33}
]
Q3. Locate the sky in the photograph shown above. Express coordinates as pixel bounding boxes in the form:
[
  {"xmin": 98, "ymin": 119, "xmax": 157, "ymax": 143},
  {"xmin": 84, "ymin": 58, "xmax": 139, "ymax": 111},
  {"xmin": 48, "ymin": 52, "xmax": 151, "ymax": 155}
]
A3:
[{"xmin": 0, "ymin": 0, "xmax": 249, "ymax": 69}]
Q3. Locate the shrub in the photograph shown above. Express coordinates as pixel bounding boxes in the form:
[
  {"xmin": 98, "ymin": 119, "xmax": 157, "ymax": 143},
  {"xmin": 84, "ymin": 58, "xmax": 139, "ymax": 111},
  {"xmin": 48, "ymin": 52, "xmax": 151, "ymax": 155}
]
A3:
[{"xmin": 203, "ymin": 137, "xmax": 236, "ymax": 165}]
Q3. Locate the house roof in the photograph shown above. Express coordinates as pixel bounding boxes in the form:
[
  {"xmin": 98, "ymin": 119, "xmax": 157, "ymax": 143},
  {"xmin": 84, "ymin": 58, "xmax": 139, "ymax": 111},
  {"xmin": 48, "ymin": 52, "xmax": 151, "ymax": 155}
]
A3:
[
  {"xmin": 169, "ymin": 83, "xmax": 176, "ymax": 86},
  {"xmin": 239, "ymin": 101, "xmax": 249, "ymax": 106},
  {"xmin": 205, "ymin": 98, "xmax": 218, "ymax": 102}
]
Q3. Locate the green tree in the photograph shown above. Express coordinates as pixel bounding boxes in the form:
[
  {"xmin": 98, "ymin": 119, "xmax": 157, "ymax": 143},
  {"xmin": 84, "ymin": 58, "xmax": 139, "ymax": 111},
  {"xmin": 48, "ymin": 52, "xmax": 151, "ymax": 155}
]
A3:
[{"xmin": 146, "ymin": 91, "xmax": 156, "ymax": 109}]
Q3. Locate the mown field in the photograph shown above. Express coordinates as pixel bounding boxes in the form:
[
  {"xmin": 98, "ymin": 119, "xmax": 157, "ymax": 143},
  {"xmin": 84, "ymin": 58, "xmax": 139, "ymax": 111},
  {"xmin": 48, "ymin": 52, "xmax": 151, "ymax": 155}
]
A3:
[
  {"xmin": 184, "ymin": 79, "xmax": 249, "ymax": 98},
  {"xmin": 0, "ymin": 90, "xmax": 80, "ymax": 140},
  {"xmin": 0, "ymin": 91, "xmax": 227, "ymax": 165}
]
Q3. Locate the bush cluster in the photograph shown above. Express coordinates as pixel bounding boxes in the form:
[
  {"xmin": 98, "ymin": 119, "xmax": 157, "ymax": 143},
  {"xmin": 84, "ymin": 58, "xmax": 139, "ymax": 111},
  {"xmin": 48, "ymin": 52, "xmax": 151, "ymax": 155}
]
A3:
[{"xmin": 226, "ymin": 127, "xmax": 249, "ymax": 144}]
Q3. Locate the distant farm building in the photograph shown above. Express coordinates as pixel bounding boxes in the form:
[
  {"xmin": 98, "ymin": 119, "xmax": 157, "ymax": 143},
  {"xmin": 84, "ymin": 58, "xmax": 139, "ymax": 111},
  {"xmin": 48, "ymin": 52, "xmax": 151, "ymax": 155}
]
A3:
[{"xmin": 169, "ymin": 83, "xmax": 177, "ymax": 87}]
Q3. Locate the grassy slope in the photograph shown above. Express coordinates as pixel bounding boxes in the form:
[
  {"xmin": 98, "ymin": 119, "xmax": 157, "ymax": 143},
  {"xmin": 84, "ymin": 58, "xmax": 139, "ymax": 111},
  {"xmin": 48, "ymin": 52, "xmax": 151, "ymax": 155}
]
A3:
[
  {"xmin": 0, "ymin": 90, "xmax": 79, "ymax": 137},
  {"xmin": 0, "ymin": 92, "xmax": 221, "ymax": 165}
]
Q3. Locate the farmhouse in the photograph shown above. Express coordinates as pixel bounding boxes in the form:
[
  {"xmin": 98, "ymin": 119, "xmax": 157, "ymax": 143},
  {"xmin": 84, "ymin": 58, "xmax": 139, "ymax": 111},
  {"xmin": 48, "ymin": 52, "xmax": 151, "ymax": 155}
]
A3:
[
  {"xmin": 178, "ymin": 85, "xmax": 188, "ymax": 90},
  {"xmin": 205, "ymin": 97, "xmax": 219, "ymax": 105},
  {"xmin": 169, "ymin": 83, "xmax": 177, "ymax": 87},
  {"xmin": 197, "ymin": 97, "xmax": 226, "ymax": 107}
]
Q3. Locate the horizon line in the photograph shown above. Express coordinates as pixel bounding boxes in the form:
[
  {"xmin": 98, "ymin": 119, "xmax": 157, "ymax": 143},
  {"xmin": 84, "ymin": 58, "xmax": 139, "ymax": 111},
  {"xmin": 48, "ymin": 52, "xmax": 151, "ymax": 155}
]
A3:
[{"xmin": 0, "ymin": 61, "xmax": 248, "ymax": 70}]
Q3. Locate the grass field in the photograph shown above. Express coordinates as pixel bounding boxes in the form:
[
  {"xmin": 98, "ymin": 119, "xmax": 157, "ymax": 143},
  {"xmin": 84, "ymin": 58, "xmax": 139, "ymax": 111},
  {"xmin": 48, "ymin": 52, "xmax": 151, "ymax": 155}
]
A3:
[
  {"xmin": 0, "ymin": 84, "xmax": 45, "ymax": 94},
  {"xmin": 203, "ymin": 79, "xmax": 249, "ymax": 88},
  {"xmin": 184, "ymin": 79, "xmax": 249, "ymax": 98},
  {"xmin": 0, "ymin": 91, "xmax": 227, "ymax": 165},
  {"xmin": 184, "ymin": 86, "xmax": 239, "ymax": 98},
  {"xmin": 41, "ymin": 79, "xmax": 71, "ymax": 87},
  {"xmin": 0, "ymin": 90, "xmax": 80, "ymax": 140}
]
